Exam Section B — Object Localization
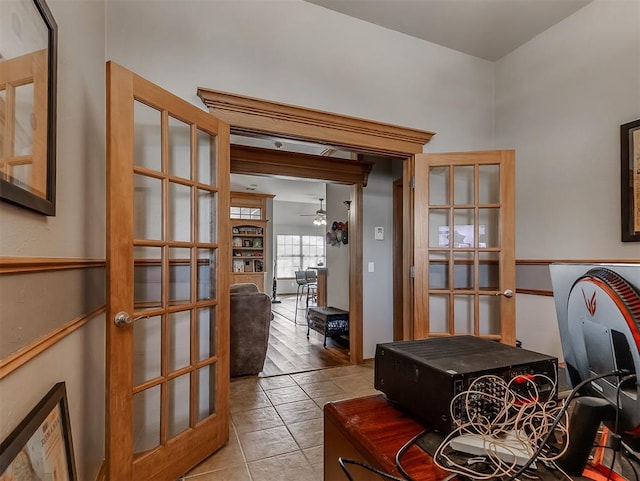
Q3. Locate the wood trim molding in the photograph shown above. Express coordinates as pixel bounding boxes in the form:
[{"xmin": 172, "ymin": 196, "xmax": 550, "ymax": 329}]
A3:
[
  {"xmin": 231, "ymin": 145, "xmax": 374, "ymax": 186},
  {"xmin": 517, "ymin": 258, "xmax": 640, "ymax": 265},
  {"xmin": 0, "ymin": 305, "xmax": 105, "ymax": 379},
  {"xmin": 0, "ymin": 257, "xmax": 106, "ymax": 274},
  {"xmin": 515, "ymin": 259, "xmax": 640, "ymax": 297},
  {"xmin": 516, "ymin": 288, "xmax": 553, "ymax": 297},
  {"xmin": 197, "ymin": 88, "xmax": 435, "ymax": 156}
]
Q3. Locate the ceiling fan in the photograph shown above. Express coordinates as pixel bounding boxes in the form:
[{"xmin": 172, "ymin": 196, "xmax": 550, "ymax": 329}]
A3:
[{"xmin": 300, "ymin": 198, "xmax": 327, "ymax": 225}]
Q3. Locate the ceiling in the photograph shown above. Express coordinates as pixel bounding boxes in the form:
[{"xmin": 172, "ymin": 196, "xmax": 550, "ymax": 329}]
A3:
[{"xmin": 305, "ymin": 0, "xmax": 592, "ymax": 61}]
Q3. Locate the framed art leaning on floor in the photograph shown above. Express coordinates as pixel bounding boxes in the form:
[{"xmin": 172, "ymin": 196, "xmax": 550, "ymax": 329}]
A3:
[{"xmin": 0, "ymin": 382, "xmax": 77, "ymax": 481}]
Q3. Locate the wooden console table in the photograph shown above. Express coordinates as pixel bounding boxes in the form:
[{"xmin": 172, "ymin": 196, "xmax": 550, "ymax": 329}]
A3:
[{"xmin": 323, "ymin": 394, "xmax": 448, "ymax": 481}]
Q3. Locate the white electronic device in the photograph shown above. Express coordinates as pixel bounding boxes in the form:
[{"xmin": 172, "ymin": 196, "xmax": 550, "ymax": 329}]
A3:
[{"xmin": 449, "ymin": 431, "xmax": 536, "ymax": 467}]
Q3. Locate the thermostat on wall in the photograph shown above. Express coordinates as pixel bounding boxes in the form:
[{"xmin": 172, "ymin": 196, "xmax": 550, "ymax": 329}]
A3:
[{"xmin": 375, "ymin": 226, "xmax": 384, "ymax": 240}]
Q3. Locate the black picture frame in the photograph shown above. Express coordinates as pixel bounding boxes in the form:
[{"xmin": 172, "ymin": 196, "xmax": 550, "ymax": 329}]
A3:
[
  {"xmin": 621, "ymin": 119, "xmax": 640, "ymax": 242},
  {"xmin": 0, "ymin": 0, "xmax": 58, "ymax": 215},
  {"xmin": 0, "ymin": 382, "xmax": 78, "ymax": 480}
]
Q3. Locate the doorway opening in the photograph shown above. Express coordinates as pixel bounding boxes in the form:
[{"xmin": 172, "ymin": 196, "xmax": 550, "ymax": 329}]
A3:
[
  {"xmin": 198, "ymin": 86, "xmax": 436, "ymax": 366},
  {"xmin": 230, "ymin": 139, "xmax": 356, "ymax": 376}
]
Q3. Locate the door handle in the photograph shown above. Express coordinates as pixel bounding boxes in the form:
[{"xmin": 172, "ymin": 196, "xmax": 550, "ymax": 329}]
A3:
[
  {"xmin": 114, "ymin": 311, "xmax": 149, "ymax": 327},
  {"xmin": 496, "ymin": 289, "xmax": 514, "ymax": 298}
]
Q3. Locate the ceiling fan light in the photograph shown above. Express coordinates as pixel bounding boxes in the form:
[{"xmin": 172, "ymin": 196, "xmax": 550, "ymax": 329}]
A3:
[{"xmin": 311, "ymin": 198, "xmax": 328, "ymax": 226}]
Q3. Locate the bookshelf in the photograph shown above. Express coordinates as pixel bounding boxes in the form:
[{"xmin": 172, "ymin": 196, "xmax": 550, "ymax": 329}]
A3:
[{"xmin": 230, "ymin": 192, "xmax": 273, "ymax": 291}]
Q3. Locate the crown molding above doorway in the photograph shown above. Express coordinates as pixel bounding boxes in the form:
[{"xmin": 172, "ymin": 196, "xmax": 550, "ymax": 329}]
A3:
[{"xmin": 197, "ymin": 88, "xmax": 435, "ymax": 156}]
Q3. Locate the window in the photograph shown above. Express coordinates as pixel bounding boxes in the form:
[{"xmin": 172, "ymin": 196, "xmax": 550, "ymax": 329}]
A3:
[
  {"xmin": 230, "ymin": 206, "xmax": 262, "ymax": 219},
  {"xmin": 276, "ymin": 234, "xmax": 325, "ymax": 278}
]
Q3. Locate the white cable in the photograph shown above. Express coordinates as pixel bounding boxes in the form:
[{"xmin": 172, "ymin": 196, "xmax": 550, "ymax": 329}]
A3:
[{"xmin": 434, "ymin": 374, "xmax": 567, "ymax": 479}]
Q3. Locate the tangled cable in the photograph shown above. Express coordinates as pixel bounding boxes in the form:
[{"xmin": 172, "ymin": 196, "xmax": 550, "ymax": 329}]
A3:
[{"xmin": 433, "ymin": 374, "xmax": 568, "ymax": 479}]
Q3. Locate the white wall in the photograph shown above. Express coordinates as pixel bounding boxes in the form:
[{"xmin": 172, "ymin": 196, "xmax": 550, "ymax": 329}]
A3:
[
  {"xmin": 362, "ymin": 159, "xmax": 396, "ymax": 358},
  {"xmin": 105, "ymin": 0, "xmax": 495, "ymax": 152},
  {"xmin": 325, "ymin": 184, "xmax": 350, "ymax": 311},
  {"xmin": 0, "ymin": 1, "xmax": 106, "ymax": 479},
  {"xmin": 495, "ymin": 0, "xmax": 640, "ymax": 358}
]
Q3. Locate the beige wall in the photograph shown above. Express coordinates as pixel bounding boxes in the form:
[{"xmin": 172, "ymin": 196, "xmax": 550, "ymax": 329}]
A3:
[
  {"xmin": 495, "ymin": 0, "xmax": 640, "ymax": 357},
  {"xmin": 0, "ymin": 1, "xmax": 106, "ymax": 480}
]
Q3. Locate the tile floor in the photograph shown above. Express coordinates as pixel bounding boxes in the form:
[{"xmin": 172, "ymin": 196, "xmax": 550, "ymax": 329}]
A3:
[{"xmin": 179, "ymin": 363, "xmax": 379, "ymax": 481}]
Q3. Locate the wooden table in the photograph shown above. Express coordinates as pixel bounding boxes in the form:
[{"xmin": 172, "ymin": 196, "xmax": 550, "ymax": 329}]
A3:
[{"xmin": 323, "ymin": 394, "xmax": 449, "ymax": 481}]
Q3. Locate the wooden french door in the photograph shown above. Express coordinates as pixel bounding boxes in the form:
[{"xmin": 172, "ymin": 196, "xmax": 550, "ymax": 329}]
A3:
[
  {"xmin": 106, "ymin": 62, "xmax": 230, "ymax": 481},
  {"xmin": 412, "ymin": 151, "xmax": 516, "ymax": 344}
]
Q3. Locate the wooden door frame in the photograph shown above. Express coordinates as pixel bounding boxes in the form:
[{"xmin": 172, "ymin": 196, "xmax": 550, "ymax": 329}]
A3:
[
  {"xmin": 197, "ymin": 88, "xmax": 434, "ymax": 360},
  {"xmin": 392, "ymin": 178, "xmax": 403, "ymax": 341}
]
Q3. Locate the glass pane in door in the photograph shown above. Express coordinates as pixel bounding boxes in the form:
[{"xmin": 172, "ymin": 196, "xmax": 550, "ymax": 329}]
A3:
[
  {"xmin": 197, "ymin": 249, "xmax": 216, "ymax": 300},
  {"xmin": 169, "ymin": 247, "xmax": 191, "ymax": 306},
  {"xmin": 134, "ymin": 101, "xmax": 161, "ymax": 171},
  {"xmin": 453, "ymin": 166, "xmax": 474, "ymax": 205},
  {"xmin": 168, "ymin": 181, "xmax": 192, "ymax": 242},
  {"xmin": 198, "ymin": 190, "xmax": 216, "ymax": 244},
  {"xmin": 134, "ymin": 174, "xmax": 162, "ymax": 241},
  {"xmin": 197, "ymin": 128, "xmax": 215, "ymax": 185},
  {"xmin": 429, "ymin": 294, "xmax": 449, "ymax": 333},
  {"xmin": 429, "ymin": 166, "xmax": 449, "ymax": 205},
  {"xmin": 453, "ymin": 252, "xmax": 474, "ymax": 289},
  {"xmin": 168, "ymin": 116, "xmax": 191, "ymax": 179},
  {"xmin": 429, "ymin": 209, "xmax": 449, "ymax": 248},
  {"xmin": 452, "ymin": 209, "xmax": 474, "ymax": 248},
  {"xmin": 134, "ymin": 246, "xmax": 163, "ymax": 311},
  {"xmin": 428, "ymin": 251, "xmax": 449, "ymax": 289},
  {"xmin": 133, "ymin": 315, "xmax": 162, "ymax": 385},
  {"xmin": 479, "ymin": 164, "xmax": 499, "ymax": 204},
  {"xmin": 197, "ymin": 307, "xmax": 216, "ymax": 360},
  {"xmin": 197, "ymin": 365, "xmax": 216, "ymax": 422},
  {"xmin": 133, "ymin": 385, "xmax": 161, "ymax": 453},
  {"xmin": 479, "ymin": 251, "xmax": 499, "ymax": 290},
  {"xmin": 454, "ymin": 295, "xmax": 474, "ymax": 334},
  {"xmin": 479, "ymin": 208, "xmax": 499, "ymax": 248},
  {"xmin": 168, "ymin": 310, "xmax": 191, "ymax": 372},
  {"xmin": 479, "ymin": 295, "xmax": 501, "ymax": 335},
  {"xmin": 168, "ymin": 373, "xmax": 191, "ymax": 438}
]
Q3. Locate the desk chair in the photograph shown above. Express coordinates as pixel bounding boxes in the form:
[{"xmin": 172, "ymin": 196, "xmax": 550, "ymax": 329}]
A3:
[
  {"xmin": 294, "ymin": 271, "xmax": 308, "ymax": 323},
  {"xmin": 304, "ymin": 269, "xmax": 318, "ymax": 311}
]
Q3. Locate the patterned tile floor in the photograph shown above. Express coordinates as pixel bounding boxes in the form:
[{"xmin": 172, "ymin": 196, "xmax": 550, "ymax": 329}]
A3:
[{"xmin": 178, "ymin": 363, "xmax": 379, "ymax": 481}]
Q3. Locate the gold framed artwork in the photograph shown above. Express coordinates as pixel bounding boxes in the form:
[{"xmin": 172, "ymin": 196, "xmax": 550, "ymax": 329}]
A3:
[
  {"xmin": 0, "ymin": 0, "xmax": 58, "ymax": 215},
  {"xmin": 621, "ymin": 119, "xmax": 640, "ymax": 242},
  {"xmin": 0, "ymin": 382, "xmax": 77, "ymax": 480}
]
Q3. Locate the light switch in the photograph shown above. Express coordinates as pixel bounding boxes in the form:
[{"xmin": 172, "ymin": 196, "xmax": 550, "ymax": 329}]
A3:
[
  {"xmin": 375, "ymin": 226, "xmax": 384, "ymax": 240},
  {"xmin": 368, "ymin": 262, "xmax": 374, "ymax": 273}
]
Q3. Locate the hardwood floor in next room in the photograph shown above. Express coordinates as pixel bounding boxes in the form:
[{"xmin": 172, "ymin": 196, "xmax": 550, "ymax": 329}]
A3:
[{"xmin": 260, "ymin": 295, "xmax": 350, "ymax": 377}]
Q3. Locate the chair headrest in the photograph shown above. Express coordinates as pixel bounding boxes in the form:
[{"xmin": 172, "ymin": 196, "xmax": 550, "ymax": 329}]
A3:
[{"xmin": 230, "ymin": 283, "xmax": 259, "ymax": 294}]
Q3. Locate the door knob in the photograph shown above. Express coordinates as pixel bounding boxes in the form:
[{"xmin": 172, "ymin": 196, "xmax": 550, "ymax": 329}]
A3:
[
  {"xmin": 497, "ymin": 289, "xmax": 514, "ymax": 298},
  {"xmin": 114, "ymin": 311, "xmax": 149, "ymax": 327}
]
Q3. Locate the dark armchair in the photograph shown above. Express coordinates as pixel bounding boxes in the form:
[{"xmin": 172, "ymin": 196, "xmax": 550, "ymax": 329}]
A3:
[{"xmin": 230, "ymin": 283, "xmax": 272, "ymax": 377}]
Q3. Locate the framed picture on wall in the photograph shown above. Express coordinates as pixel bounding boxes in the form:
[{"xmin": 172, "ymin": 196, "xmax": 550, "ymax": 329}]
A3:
[
  {"xmin": 0, "ymin": 0, "xmax": 58, "ymax": 215},
  {"xmin": 0, "ymin": 382, "xmax": 78, "ymax": 481},
  {"xmin": 621, "ymin": 119, "xmax": 640, "ymax": 242}
]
